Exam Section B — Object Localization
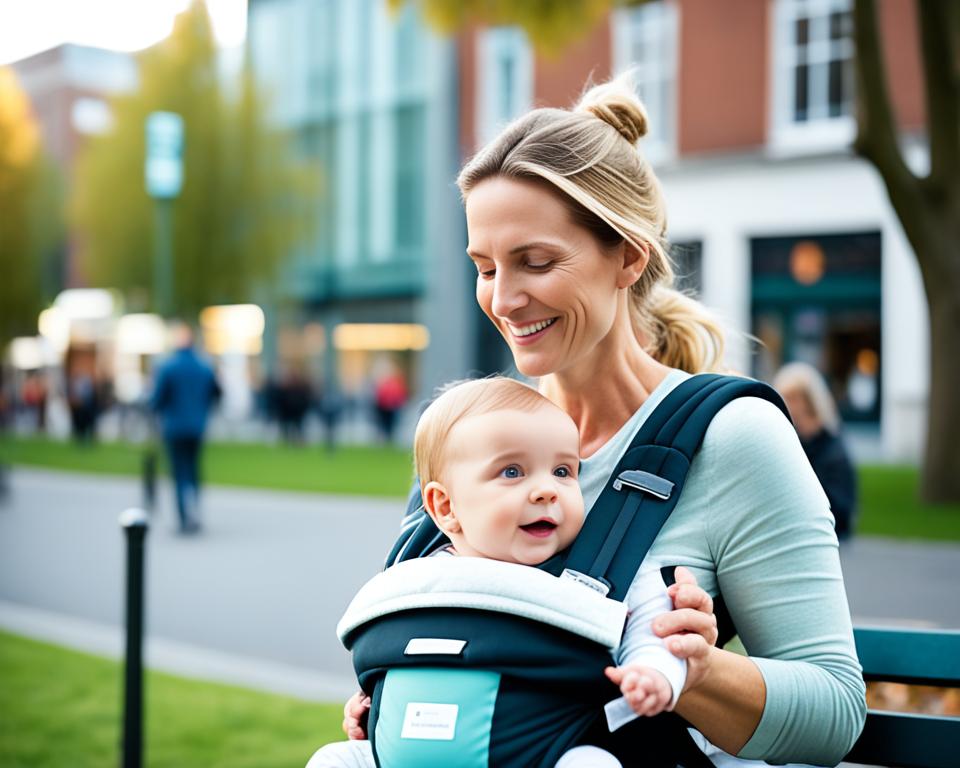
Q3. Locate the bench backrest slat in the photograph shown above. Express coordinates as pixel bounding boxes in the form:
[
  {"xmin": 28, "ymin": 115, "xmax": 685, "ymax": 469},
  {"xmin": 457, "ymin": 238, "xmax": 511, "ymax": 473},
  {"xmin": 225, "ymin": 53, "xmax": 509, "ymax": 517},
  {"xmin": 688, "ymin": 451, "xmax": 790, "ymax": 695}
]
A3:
[
  {"xmin": 854, "ymin": 627, "xmax": 960, "ymax": 687},
  {"xmin": 846, "ymin": 627, "xmax": 960, "ymax": 768}
]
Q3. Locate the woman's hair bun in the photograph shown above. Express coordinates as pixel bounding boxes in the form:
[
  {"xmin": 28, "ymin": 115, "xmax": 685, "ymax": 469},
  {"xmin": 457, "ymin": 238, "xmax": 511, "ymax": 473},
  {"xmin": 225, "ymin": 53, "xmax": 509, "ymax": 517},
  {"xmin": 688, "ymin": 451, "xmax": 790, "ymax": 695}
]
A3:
[{"xmin": 576, "ymin": 74, "xmax": 649, "ymax": 144}]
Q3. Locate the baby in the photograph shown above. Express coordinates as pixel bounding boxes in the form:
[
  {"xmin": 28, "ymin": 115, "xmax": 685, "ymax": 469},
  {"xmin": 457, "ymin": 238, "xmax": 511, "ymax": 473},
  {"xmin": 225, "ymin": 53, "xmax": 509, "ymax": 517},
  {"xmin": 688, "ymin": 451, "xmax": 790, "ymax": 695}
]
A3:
[
  {"xmin": 416, "ymin": 377, "xmax": 680, "ymax": 720},
  {"xmin": 309, "ymin": 377, "xmax": 684, "ymax": 768}
]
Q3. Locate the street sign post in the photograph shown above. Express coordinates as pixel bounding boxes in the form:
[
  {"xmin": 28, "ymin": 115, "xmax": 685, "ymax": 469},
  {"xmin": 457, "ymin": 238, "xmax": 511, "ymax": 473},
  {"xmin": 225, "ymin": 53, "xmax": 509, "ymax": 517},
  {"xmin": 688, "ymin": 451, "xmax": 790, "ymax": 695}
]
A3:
[{"xmin": 145, "ymin": 112, "xmax": 183, "ymax": 318}]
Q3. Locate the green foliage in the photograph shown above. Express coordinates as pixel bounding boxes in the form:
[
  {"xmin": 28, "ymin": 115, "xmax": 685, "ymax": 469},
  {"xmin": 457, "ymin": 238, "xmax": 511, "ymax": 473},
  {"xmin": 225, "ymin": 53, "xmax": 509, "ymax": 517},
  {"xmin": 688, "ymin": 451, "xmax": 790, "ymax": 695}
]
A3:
[
  {"xmin": 70, "ymin": 0, "xmax": 318, "ymax": 317},
  {"xmin": 0, "ymin": 67, "xmax": 63, "ymax": 345},
  {"xmin": 388, "ymin": 0, "xmax": 645, "ymax": 55},
  {"xmin": 0, "ymin": 630, "xmax": 343, "ymax": 768}
]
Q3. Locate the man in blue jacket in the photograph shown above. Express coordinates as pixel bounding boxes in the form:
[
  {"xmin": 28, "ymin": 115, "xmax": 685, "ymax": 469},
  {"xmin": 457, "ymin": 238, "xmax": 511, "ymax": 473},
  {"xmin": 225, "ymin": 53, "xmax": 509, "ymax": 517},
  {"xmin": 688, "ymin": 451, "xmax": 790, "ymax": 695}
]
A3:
[{"xmin": 151, "ymin": 323, "xmax": 221, "ymax": 533}]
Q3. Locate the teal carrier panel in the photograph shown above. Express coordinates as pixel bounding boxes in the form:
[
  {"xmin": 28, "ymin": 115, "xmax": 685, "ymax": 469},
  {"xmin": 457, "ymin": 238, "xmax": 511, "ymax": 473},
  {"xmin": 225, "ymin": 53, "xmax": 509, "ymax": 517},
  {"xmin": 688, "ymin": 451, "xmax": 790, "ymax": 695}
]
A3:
[{"xmin": 373, "ymin": 668, "xmax": 500, "ymax": 768}]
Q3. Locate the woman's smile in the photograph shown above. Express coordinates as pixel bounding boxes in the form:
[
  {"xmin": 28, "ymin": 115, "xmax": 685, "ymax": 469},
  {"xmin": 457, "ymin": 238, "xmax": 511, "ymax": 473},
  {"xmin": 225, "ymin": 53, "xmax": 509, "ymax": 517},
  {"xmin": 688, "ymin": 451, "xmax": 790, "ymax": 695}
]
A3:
[{"xmin": 507, "ymin": 317, "xmax": 559, "ymax": 344}]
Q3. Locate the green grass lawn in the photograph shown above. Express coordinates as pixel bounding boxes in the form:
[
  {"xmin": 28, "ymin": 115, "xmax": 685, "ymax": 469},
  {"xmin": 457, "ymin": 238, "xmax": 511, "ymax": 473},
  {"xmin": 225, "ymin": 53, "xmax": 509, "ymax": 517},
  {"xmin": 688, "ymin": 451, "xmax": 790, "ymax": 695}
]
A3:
[
  {"xmin": 1, "ymin": 436, "xmax": 414, "ymax": 498},
  {"xmin": 3, "ymin": 436, "xmax": 959, "ymax": 541},
  {"xmin": 856, "ymin": 465, "xmax": 960, "ymax": 541},
  {"xmin": 0, "ymin": 630, "xmax": 344, "ymax": 768}
]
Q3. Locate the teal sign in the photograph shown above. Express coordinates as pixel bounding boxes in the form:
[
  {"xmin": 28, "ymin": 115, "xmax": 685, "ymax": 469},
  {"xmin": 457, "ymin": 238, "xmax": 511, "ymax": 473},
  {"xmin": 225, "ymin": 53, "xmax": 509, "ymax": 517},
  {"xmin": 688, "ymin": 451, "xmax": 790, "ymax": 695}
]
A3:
[{"xmin": 145, "ymin": 111, "xmax": 184, "ymax": 199}]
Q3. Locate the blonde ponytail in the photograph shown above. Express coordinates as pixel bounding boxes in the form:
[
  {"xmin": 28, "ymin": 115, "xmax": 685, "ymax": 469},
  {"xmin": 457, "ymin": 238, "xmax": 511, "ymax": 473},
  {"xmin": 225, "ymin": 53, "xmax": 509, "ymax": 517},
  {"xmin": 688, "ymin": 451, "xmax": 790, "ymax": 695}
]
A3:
[{"xmin": 635, "ymin": 285, "xmax": 726, "ymax": 373}]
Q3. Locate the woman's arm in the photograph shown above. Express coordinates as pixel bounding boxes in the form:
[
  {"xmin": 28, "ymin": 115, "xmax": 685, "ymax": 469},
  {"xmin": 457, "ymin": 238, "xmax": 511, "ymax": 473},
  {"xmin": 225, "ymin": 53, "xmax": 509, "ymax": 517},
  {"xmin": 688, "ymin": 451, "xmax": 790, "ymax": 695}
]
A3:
[
  {"xmin": 671, "ymin": 398, "xmax": 866, "ymax": 765},
  {"xmin": 671, "ymin": 647, "xmax": 766, "ymax": 754},
  {"xmin": 654, "ymin": 567, "xmax": 766, "ymax": 754}
]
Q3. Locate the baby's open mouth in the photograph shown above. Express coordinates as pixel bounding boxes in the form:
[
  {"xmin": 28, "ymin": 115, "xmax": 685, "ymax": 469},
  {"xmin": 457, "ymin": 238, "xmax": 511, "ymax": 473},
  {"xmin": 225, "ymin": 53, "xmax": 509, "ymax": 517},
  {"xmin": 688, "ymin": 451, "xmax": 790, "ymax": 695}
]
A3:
[{"xmin": 520, "ymin": 520, "xmax": 557, "ymax": 538}]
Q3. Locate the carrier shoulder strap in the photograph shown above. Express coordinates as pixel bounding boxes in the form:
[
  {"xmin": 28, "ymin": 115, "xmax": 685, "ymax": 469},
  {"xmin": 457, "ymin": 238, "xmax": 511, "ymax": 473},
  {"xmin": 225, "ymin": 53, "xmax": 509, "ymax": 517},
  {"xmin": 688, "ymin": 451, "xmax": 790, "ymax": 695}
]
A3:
[
  {"xmin": 557, "ymin": 373, "xmax": 788, "ymax": 601},
  {"xmin": 385, "ymin": 374, "xmax": 789, "ymax": 588}
]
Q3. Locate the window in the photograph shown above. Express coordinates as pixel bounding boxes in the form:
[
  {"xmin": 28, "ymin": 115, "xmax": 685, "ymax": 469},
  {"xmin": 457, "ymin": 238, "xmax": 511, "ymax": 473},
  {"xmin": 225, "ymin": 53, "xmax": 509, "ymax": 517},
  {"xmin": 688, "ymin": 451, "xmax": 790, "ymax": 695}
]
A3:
[
  {"xmin": 751, "ymin": 231, "xmax": 882, "ymax": 423},
  {"xmin": 670, "ymin": 241, "xmax": 703, "ymax": 296},
  {"xmin": 771, "ymin": 0, "xmax": 855, "ymax": 153},
  {"xmin": 394, "ymin": 104, "xmax": 425, "ymax": 250},
  {"xmin": 612, "ymin": 0, "xmax": 678, "ymax": 164},
  {"xmin": 477, "ymin": 27, "xmax": 533, "ymax": 145}
]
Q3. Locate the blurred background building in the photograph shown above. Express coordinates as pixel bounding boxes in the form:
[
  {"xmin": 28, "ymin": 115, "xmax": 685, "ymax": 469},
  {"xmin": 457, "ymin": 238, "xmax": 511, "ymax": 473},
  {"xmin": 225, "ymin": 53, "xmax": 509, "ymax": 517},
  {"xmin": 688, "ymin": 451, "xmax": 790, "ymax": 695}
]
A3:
[
  {"xmin": 11, "ymin": 45, "xmax": 137, "ymax": 292},
  {"xmin": 246, "ymin": 0, "xmax": 471, "ymax": 431},
  {"xmin": 2, "ymin": 0, "xmax": 930, "ymax": 460},
  {"xmin": 244, "ymin": 0, "xmax": 923, "ymax": 459}
]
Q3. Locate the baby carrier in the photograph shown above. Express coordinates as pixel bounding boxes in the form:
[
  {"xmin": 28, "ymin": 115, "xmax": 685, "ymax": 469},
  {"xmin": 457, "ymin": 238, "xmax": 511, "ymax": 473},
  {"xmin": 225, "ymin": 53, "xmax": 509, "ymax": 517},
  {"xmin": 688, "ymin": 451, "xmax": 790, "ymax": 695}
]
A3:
[{"xmin": 337, "ymin": 375, "xmax": 788, "ymax": 768}]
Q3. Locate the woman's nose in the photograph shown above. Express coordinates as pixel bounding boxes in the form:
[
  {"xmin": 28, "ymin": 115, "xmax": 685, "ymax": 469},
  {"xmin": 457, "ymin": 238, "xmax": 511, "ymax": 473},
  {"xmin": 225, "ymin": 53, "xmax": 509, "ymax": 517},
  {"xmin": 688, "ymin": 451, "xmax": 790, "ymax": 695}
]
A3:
[{"xmin": 491, "ymin": 273, "xmax": 527, "ymax": 318}]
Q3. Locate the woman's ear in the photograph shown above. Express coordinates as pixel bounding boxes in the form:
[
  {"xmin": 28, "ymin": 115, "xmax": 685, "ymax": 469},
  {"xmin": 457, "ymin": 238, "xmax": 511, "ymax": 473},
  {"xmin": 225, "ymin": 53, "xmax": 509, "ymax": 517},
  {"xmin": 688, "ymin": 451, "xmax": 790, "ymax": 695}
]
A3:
[
  {"xmin": 617, "ymin": 241, "xmax": 650, "ymax": 289},
  {"xmin": 423, "ymin": 481, "xmax": 461, "ymax": 534}
]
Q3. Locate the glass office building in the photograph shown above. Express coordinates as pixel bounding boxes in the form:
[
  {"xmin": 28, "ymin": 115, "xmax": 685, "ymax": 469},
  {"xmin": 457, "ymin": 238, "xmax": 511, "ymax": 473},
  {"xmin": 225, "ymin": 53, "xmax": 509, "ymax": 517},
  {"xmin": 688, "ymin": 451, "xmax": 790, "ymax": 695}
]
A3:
[{"xmin": 247, "ymin": 0, "xmax": 470, "ymax": 405}]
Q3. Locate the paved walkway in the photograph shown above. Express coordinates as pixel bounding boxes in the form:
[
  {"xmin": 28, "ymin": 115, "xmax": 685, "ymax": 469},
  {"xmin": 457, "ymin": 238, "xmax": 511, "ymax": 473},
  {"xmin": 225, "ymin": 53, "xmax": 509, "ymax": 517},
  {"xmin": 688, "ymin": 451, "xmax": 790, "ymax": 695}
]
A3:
[
  {"xmin": 1, "ymin": 467, "xmax": 959, "ymax": 702},
  {"xmin": 0, "ymin": 467, "xmax": 402, "ymax": 700}
]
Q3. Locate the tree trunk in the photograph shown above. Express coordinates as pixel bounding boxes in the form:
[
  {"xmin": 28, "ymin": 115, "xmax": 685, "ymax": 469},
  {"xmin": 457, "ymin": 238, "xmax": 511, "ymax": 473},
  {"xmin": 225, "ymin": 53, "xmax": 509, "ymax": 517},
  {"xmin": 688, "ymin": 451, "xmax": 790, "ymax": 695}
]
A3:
[
  {"xmin": 924, "ymin": 289, "xmax": 960, "ymax": 503},
  {"xmin": 919, "ymin": 213, "xmax": 960, "ymax": 503}
]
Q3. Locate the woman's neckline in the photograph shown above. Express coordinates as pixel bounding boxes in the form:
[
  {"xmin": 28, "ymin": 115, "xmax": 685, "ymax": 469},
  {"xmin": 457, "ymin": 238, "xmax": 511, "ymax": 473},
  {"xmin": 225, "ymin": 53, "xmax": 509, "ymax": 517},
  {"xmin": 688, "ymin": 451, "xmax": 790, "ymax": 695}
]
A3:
[{"xmin": 579, "ymin": 368, "xmax": 688, "ymax": 462}]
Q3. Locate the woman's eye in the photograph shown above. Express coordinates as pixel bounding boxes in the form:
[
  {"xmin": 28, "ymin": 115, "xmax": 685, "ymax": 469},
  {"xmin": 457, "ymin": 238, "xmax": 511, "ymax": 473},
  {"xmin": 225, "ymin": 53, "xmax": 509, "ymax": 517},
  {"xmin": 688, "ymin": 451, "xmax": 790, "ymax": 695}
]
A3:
[
  {"xmin": 500, "ymin": 465, "xmax": 523, "ymax": 479},
  {"xmin": 526, "ymin": 261, "xmax": 551, "ymax": 271},
  {"xmin": 476, "ymin": 266, "xmax": 495, "ymax": 279}
]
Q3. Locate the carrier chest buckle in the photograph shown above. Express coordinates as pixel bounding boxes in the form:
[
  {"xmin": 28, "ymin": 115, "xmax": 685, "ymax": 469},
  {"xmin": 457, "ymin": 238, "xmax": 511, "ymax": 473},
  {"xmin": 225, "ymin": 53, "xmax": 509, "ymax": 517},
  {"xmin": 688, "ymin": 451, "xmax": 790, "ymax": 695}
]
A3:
[{"xmin": 612, "ymin": 470, "xmax": 674, "ymax": 500}]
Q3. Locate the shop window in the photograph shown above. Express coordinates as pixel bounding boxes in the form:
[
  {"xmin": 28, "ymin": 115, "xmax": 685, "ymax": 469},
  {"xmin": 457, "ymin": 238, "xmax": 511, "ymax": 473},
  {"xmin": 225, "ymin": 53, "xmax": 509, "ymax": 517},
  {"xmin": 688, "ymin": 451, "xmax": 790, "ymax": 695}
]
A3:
[{"xmin": 751, "ymin": 231, "xmax": 881, "ymax": 423}]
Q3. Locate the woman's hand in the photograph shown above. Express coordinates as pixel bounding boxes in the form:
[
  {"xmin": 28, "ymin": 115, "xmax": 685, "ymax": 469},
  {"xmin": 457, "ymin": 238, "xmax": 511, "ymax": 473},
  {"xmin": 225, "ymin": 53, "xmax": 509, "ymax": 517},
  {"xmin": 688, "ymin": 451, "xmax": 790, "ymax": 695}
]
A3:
[
  {"xmin": 342, "ymin": 691, "xmax": 371, "ymax": 740},
  {"xmin": 653, "ymin": 566, "xmax": 719, "ymax": 693}
]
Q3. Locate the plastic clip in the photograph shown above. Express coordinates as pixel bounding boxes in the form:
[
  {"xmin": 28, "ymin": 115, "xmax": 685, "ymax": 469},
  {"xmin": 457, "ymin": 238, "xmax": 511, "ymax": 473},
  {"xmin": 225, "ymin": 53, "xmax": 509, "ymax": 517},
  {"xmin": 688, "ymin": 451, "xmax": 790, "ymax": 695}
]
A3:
[{"xmin": 612, "ymin": 470, "xmax": 674, "ymax": 500}]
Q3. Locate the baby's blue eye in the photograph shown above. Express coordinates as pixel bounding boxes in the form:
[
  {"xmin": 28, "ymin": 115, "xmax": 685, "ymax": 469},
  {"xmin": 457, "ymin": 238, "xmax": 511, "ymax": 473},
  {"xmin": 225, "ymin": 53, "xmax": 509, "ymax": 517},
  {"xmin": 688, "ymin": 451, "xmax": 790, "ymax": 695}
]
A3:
[
  {"xmin": 501, "ymin": 465, "xmax": 522, "ymax": 479},
  {"xmin": 554, "ymin": 466, "xmax": 570, "ymax": 478}
]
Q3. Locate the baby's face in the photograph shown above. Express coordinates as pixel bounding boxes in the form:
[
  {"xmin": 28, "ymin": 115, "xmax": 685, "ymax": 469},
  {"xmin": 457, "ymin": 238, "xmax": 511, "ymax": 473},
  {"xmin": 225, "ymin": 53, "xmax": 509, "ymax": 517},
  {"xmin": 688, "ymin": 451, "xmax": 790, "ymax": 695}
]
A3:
[{"xmin": 441, "ymin": 403, "xmax": 584, "ymax": 565}]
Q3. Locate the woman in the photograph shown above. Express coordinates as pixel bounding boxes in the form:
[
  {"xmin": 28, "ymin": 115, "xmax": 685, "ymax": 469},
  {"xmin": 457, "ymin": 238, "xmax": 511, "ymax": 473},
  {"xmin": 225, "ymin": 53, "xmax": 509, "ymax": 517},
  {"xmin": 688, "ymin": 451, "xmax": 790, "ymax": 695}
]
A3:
[
  {"xmin": 773, "ymin": 362, "xmax": 857, "ymax": 541},
  {"xmin": 335, "ymin": 75, "xmax": 865, "ymax": 766}
]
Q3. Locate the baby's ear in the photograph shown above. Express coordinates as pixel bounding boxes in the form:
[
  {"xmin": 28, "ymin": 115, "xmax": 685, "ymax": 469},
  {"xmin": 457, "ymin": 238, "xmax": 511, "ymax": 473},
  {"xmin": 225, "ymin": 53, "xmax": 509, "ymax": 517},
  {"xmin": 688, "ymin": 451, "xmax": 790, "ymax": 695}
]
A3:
[{"xmin": 423, "ymin": 481, "xmax": 460, "ymax": 534}]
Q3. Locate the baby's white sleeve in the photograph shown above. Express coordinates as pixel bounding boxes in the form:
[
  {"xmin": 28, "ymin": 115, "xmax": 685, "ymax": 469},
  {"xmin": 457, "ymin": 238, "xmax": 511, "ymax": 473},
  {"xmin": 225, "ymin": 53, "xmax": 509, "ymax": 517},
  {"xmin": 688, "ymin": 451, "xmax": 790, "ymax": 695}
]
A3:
[{"xmin": 615, "ymin": 567, "xmax": 687, "ymax": 708}]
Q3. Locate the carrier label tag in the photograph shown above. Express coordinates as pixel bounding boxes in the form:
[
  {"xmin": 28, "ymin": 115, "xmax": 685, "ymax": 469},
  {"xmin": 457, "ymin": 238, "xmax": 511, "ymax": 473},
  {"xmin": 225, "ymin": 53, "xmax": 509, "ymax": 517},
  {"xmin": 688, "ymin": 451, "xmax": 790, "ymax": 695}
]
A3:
[
  {"xmin": 561, "ymin": 569, "xmax": 611, "ymax": 596},
  {"xmin": 404, "ymin": 638, "xmax": 467, "ymax": 656},
  {"xmin": 604, "ymin": 696, "xmax": 640, "ymax": 732},
  {"xmin": 400, "ymin": 702, "xmax": 458, "ymax": 740}
]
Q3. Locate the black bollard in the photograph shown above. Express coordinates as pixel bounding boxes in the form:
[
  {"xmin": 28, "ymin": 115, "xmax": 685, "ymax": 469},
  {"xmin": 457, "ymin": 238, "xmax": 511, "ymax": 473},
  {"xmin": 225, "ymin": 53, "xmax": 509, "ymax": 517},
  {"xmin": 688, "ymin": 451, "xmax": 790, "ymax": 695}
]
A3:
[{"xmin": 120, "ymin": 508, "xmax": 149, "ymax": 768}]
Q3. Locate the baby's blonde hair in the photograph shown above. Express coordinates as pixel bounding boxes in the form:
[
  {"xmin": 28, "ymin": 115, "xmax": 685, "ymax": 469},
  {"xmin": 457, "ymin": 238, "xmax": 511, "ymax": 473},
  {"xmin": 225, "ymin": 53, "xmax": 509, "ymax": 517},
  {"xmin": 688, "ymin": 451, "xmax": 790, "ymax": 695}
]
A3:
[{"xmin": 414, "ymin": 377, "xmax": 559, "ymax": 488}]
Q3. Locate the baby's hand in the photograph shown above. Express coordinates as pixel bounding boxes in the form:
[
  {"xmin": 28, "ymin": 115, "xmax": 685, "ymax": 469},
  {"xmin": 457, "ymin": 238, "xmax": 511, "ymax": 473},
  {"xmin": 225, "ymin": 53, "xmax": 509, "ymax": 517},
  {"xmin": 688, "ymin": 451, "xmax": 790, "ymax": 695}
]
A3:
[
  {"xmin": 342, "ymin": 691, "xmax": 371, "ymax": 740},
  {"xmin": 604, "ymin": 664, "xmax": 673, "ymax": 717}
]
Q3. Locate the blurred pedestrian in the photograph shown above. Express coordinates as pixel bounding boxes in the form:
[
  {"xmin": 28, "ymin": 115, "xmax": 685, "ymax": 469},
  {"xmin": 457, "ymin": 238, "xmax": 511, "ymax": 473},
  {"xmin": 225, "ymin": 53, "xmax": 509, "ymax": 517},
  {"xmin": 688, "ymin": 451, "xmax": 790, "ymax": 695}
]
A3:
[
  {"xmin": 20, "ymin": 371, "xmax": 47, "ymax": 433},
  {"xmin": 316, "ymin": 381, "xmax": 343, "ymax": 453},
  {"xmin": 773, "ymin": 362, "xmax": 857, "ymax": 540},
  {"xmin": 373, "ymin": 367, "xmax": 407, "ymax": 443},
  {"xmin": 276, "ymin": 369, "xmax": 313, "ymax": 445},
  {"xmin": 151, "ymin": 323, "xmax": 221, "ymax": 534},
  {"xmin": 67, "ymin": 371, "xmax": 100, "ymax": 444}
]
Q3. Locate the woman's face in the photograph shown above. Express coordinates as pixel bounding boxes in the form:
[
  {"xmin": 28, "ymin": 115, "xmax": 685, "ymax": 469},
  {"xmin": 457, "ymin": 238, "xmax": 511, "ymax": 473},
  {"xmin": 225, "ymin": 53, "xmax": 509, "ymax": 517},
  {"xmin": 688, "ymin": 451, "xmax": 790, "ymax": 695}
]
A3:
[{"xmin": 465, "ymin": 177, "xmax": 635, "ymax": 378}]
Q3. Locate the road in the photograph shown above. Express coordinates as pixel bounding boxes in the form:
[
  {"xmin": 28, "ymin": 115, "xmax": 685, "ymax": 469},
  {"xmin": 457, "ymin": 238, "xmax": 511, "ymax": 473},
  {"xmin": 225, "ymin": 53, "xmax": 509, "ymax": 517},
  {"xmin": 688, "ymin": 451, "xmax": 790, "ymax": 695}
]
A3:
[{"xmin": 1, "ymin": 466, "xmax": 959, "ymax": 701}]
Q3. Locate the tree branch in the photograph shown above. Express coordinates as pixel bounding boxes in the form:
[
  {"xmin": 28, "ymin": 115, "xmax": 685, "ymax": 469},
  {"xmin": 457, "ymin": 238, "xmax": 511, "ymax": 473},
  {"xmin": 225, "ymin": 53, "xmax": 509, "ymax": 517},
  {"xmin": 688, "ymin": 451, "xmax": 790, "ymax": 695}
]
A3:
[
  {"xmin": 917, "ymin": 0, "xmax": 960, "ymax": 189},
  {"xmin": 851, "ymin": 0, "xmax": 915, "ymax": 188}
]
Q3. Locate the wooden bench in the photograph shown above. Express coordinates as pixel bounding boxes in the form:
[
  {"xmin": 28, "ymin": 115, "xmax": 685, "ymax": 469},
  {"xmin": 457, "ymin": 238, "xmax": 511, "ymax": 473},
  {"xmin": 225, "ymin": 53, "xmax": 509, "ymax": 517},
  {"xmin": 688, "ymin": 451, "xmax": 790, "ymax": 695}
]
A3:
[{"xmin": 844, "ymin": 627, "xmax": 960, "ymax": 768}]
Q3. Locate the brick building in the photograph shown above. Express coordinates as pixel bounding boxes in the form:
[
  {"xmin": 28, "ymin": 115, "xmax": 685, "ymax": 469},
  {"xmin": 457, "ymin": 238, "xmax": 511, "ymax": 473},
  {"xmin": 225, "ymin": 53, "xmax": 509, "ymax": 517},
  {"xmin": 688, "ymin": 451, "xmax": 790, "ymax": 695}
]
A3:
[{"xmin": 460, "ymin": 0, "xmax": 927, "ymax": 460}]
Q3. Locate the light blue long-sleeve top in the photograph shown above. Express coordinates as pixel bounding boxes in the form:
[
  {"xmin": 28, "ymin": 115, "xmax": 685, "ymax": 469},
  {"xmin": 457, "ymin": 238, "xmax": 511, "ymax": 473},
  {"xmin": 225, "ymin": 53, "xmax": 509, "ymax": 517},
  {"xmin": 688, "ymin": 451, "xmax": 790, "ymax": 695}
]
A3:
[{"xmin": 578, "ymin": 370, "xmax": 866, "ymax": 766}]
